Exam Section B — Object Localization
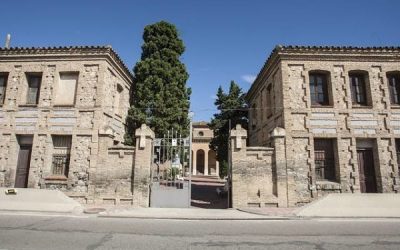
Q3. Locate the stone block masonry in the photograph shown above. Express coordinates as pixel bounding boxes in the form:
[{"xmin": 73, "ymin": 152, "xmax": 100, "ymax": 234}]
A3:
[
  {"xmin": 0, "ymin": 46, "xmax": 154, "ymax": 206},
  {"xmin": 244, "ymin": 46, "xmax": 400, "ymax": 207},
  {"xmin": 230, "ymin": 125, "xmax": 288, "ymax": 208}
]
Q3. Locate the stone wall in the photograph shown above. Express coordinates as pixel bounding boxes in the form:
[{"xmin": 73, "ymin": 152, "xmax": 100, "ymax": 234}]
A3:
[
  {"xmin": 92, "ymin": 143, "xmax": 135, "ymax": 205},
  {"xmin": 230, "ymin": 125, "xmax": 288, "ymax": 208}
]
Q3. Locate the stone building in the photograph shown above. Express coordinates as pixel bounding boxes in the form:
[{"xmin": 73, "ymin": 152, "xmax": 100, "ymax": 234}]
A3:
[
  {"xmin": 0, "ymin": 46, "xmax": 153, "ymax": 205},
  {"xmin": 191, "ymin": 122, "xmax": 219, "ymax": 176},
  {"xmin": 237, "ymin": 46, "xmax": 400, "ymax": 207}
]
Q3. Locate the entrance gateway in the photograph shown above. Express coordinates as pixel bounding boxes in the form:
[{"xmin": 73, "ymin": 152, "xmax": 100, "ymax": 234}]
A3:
[{"xmin": 150, "ymin": 129, "xmax": 192, "ymax": 208}]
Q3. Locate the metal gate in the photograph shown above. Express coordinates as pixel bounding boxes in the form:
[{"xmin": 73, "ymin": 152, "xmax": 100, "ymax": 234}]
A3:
[{"xmin": 150, "ymin": 129, "xmax": 191, "ymax": 208}]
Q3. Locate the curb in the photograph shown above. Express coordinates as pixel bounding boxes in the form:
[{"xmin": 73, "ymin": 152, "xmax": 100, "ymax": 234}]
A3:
[
  {"xmin": 236, "ymin": 208, "xmax": 296, "ymax": 219},
  {"xmin": 97, "ymin": 214, "xmax": 292, "ymax": 220},
  {"xmin": 0, "ymin": 209, "xmax": 88, "ymax": 217}
]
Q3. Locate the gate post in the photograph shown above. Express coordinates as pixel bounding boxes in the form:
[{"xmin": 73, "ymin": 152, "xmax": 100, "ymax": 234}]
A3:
[
  {"xmin": 133, "ymin": 124, "xmax": 155, "ymax": 207},
  {"xmin": 271, "ymin": 127, "xmax": 288, "ymax": 207},
  {"xmin": 230, "ymin": 124, "xmax": 248, "ymax": 208}
]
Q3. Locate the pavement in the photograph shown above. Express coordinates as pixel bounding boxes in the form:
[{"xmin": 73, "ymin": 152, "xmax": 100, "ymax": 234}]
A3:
[
  {"xmin": 2, "ymin": 213, "xmax": 400, "ymax": 250},
  {"xmin": 296, "ymin": 193, "xmax": 400, "ymax": 218},
  {"xmin": 0, "ymin": 187, "xmax": 83, "ymax": 214},
  {"xmin": 98, "ymin": 207, "xmax": 288, "ymax": 220},
  {"xmin": 1, "ymin": 188, "xmax": 400, "ymax": 220}
]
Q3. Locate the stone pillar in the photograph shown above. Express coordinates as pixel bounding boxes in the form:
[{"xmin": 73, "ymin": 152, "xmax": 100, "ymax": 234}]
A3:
[
  {"xmin": 271, "ymin": 127, "xmax": 288, "ymax": 207},
  {"xmin": 133, "ymin": 124, "xmax": 154, "ymax": 207},
  {"xmin": 192, "ymin": 150, "xmax": 197, "ymax": 175},
  {"xmin": 204, "ymin": 150, "xmax": 209, "ymax": 175},
  {"xmin": 230, "ymin": 124, "xmax": 248, "ymax": 208},
  {"xmin": 216, "ymin": 161, "xmax": 219, "ymax": 177}
]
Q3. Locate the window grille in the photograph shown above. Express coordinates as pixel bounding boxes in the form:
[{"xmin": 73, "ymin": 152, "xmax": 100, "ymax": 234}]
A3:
[
  {"xmin": 314, "ymin": 139, "xmax": 336, "ymax": 181},
  {"xmin": 52, "ymin": 154, "xmax": 70, "ymax": 176},
  {"xmin": 51, "ymin": 136, "xmax": 72, "ymax": 176}
]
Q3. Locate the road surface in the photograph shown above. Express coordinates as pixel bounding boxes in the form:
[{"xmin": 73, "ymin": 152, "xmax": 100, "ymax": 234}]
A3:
[{"xmin": 0, "ymin": 213, "xmax": 399, "ymax": 249}]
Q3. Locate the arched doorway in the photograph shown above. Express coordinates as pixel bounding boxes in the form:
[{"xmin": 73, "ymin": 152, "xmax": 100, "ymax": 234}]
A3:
[
  {"xmin": 196, "ymin": 149, "xmax": 205, "ymax": 175},
  {"xmin": 208, "ymin": 150, "xmax": 217, "ymax": 175}
]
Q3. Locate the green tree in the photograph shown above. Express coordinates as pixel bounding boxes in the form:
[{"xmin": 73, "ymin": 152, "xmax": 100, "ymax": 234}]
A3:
[
  {"xmin": 125, "ymin": 21, "xmax": 191, "ymax": 144},
  {"xmin": 209, "ymin": 81, "xmax": 248, "ymax": 177}
]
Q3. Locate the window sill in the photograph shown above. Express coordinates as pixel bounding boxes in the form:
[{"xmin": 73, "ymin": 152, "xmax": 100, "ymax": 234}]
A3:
[
  {"xmin": 53, "ymin": 105, "xmax": 75, "ymax": 108},
  {"xmin": 316, "ymin": 180, "xmax": 341, "ymax": 190},
  {"xmin": 18, "ymin": 104, "xmax": 38, "ymax": 108},
  {"xmin": 352, "ymin": 105, "xmax": 373, "ymax": 109},
  {"xmin": 45, "ymin": 175, "xmax": 68, "ymax": 181},
  {"xmin": 390, "ymin": 105, "xmax": 400, "ymax": 109},
  {"xmin": 311, "ymin": 105, "xmax": 334, "ymax": 108}
]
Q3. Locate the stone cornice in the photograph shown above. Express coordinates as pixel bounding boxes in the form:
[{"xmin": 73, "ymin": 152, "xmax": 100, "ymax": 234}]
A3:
[
  {"xmin": 0, "ymin": 46, "xmax": 133, "ymax": 84},
  {"xmin": 246, "ymin": 45, "xmax": 400, "ymax": 101}
]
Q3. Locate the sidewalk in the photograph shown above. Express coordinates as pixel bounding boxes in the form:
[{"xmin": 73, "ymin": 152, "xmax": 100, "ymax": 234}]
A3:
[
  {"xmin": 296, "ymin": 193, "xmax": 400, "ymax": 218},
  {"xmin": 98, "ymin": 207, "xmax": 291, "ymax": 220},
  {"xmin": 0, "ymin": 188, "xmax": 83, "ymax": 214}
]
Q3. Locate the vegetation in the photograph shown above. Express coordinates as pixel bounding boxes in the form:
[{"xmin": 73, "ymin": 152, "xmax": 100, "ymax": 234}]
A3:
[
  {"xmin": 209, "ymin": 81, "xmax": 248, "ymax": 177},
  {"xmin": 125, "ymin": 21, "xmax": 191, "ymax": 144}
]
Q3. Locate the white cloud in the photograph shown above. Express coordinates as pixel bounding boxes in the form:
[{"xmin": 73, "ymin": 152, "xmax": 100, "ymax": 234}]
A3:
[{"xmin": 241, "ymin": 74, "xmax": 256, "ymax": 84}]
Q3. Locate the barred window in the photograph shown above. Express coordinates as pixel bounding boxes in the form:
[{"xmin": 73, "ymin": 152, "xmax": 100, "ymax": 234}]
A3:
[
  {"xmin": 52, "ymin": 136, "xmax": 72, "ymax": 176},
  {"xmin": 314, "ymin": 139, "xmax": 336, "ymax": 181},
  {"xmin": 0, "ymin": 73, "xmax": 8, "ymax": 104},
  {"xmin": 388, "ymin": 72, "xmax": 400, "ymax": 105}
]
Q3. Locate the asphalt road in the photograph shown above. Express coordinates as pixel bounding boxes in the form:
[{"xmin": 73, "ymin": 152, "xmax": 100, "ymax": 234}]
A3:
[{"xmin": 0, "ymin": 213, "xmax": 400, "ymax": 249}]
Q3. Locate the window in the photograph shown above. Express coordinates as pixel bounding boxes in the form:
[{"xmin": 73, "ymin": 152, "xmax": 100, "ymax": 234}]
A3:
[
  {"xmin": 0, "ymin": 73, "xmax": 8, "ymax": 104},
  {"xmin": 51, "ymin": 136, "xmax": 72, "ymax": 177},
  {"xmin": 314, "ymin": 139, "xmax": 336, "ymax": 181},
  {"xmin": 198, "ymin": 131, "xmax": 204, "ymax": 136},
  {"xmin": 387, "ymin": 72, "xmax": 400, "ymax": 105},
  {"xmin": 26, "ymin": 73, "xmax": 42, "ymax": 105},
  {"xmin": 266, "ymin": 85, "xmax": 273, "ymax": 117},
  {"xmin": 309, "ymin": 72, "xmax": 330, "ymax": 106},
  {"xmin": 55, "ymin": 72, "xmax": 78, "ymax": 106},
  {"xmin": 349, "ymin": 72, "xmax": 368, "ymax": 106}
]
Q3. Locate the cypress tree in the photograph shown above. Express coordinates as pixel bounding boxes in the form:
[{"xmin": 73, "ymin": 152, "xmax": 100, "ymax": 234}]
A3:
[
  {"xmin": 209, "ymin": 81, "xmax": 248, "ymax": 177},
  {"xmin": 125, "ymin": 21, "xmax": 191, "ymax": 144}
]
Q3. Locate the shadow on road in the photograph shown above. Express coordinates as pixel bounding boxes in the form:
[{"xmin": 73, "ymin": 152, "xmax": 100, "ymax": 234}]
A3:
[{"xmin": 190, "ymin": 177, "xmax": 227, "ymax": 209}]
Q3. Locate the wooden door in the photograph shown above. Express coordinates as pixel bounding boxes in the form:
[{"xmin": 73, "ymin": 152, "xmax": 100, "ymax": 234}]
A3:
[
  {"xmin": 357, "ymin": 149, "xmax": 377, "ymax": 193},
  {"xmin": 15, "ymin": 145, "xmax": 32, "ymax": 188}
]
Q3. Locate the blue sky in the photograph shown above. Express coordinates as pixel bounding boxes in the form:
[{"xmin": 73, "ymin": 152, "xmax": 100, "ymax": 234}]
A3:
[{"xmin": 1, "ymin": 0, "xmax": 400, "ymax": 121}]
